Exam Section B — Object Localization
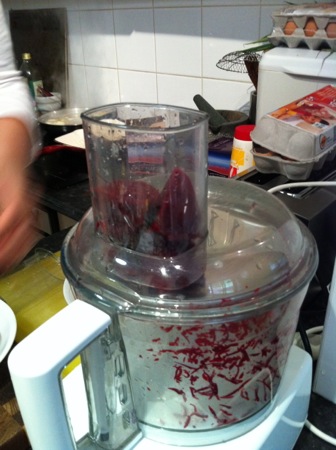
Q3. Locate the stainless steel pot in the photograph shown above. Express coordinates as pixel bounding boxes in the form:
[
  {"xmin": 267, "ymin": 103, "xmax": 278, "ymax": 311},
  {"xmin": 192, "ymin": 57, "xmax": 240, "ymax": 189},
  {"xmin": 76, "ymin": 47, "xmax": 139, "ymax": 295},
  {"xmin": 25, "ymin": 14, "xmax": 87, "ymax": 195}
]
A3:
[{"xmin": 38, "ymin": 107, "xmax": 88, "ymax": 144}]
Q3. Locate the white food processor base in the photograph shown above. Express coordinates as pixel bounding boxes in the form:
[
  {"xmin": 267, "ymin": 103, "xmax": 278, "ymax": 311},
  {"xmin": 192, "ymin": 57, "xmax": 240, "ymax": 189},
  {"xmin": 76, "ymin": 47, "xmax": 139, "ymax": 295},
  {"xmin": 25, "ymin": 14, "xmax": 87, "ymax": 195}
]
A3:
[{"xmin": 63, "ymin": 345, "xmax": 311, "ymax": 450}]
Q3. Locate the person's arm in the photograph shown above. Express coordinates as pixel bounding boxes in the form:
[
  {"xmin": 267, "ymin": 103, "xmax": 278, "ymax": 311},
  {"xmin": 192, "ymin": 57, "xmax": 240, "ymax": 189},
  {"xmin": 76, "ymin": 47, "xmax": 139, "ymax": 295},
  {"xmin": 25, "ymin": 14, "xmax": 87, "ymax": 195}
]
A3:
[
  {"xmin": 0, "ymin": 117, "xmax": 40, "ymax": 273},
  {"xmin": 0, "ymin": 2, "xmax": 41, "ymax": 273},
  {"xmin": 0, "ymin": 3, "xmax": 40, "ymax": 158}
]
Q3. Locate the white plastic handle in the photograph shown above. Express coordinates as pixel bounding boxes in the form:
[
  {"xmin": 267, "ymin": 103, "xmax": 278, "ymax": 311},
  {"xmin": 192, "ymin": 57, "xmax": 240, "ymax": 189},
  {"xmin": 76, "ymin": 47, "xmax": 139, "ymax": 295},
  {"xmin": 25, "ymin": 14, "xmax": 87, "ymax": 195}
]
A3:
[{"xmin": 8, "ymin": 299, "xmax": 111, "ymax": 450}]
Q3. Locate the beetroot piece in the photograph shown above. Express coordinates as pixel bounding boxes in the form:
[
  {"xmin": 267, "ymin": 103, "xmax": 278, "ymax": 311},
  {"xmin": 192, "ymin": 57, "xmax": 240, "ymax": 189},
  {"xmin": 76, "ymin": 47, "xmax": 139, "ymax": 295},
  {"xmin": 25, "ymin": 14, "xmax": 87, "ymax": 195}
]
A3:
[
  {"xmin": 95, "ymin": 168, "xmax": 201, "ymax": 257},
  {"xmin": 151, "ymin": 167, "xmax": 201, "ymax": 256},
  {"xmin": 96, "ymin": 180, "xmax": 160, "ymax": 249}
]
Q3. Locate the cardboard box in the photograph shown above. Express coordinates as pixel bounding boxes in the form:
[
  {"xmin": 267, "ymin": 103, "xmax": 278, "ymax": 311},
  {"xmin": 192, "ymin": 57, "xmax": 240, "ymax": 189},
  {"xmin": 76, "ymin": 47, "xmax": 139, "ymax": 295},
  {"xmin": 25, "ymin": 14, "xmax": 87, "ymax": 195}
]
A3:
[
  {"xmin": 252, "ymin": 85, "xmax": 336, "ymax": 160},
  {"xmin": 270, "ymin": 3, "xmax": 336, "ymax": 50}
]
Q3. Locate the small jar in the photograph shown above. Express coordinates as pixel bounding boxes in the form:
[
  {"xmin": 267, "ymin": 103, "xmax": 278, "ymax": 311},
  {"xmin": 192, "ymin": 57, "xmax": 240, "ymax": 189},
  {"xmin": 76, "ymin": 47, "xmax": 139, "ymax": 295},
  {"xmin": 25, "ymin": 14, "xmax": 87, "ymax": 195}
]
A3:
[{"xmin": 229, "ymin": 124, "xmax": 255, "ymax": 177}]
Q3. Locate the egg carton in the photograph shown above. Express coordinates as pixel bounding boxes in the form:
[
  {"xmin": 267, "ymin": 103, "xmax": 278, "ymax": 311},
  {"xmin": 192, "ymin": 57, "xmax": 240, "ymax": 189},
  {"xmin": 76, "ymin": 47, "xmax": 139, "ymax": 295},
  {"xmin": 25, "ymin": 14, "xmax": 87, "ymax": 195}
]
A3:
[
  {"xmin": 252, "ymin": 145, "xmax": 336, "ymax": 181},
  {"xmin": 251, "ymin": 85, "xmax": 336, "ymax": 160},
  {"xmin": 269, "ymin": 3, "xmax": 336, "ymax": 50}
]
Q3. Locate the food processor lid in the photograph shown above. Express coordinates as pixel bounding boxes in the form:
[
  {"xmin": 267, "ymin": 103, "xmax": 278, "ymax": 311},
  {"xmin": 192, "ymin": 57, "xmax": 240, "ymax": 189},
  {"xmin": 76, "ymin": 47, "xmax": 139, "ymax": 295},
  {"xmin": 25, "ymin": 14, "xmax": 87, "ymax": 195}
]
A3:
[{"xmin": 61, "ymin": 177, "xmax": 318, "ymax": 317}]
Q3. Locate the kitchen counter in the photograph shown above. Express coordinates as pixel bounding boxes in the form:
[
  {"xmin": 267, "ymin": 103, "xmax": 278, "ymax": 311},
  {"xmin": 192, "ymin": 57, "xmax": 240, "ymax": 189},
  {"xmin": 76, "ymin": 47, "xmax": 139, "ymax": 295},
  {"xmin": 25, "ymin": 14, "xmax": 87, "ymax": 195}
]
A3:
[
  {"xmin": 40, "ymin": 180, "xmax": 91, "ymax": 223},
  {"xmin": 37, "ymin": 179, "xmax": 91, "ymax": 233},
  {"xmin": 1, "ymin": 180, "xmax": 336, "ymax": 449}
]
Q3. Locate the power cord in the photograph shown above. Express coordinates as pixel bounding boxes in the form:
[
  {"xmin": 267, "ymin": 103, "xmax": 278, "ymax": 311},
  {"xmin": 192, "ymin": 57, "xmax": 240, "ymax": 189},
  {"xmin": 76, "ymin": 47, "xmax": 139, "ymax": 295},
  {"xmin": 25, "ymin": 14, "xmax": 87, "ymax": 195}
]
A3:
[
  {"xmin": 296, "ymin": 319, "xmax": 313, "ymax": 357},
  {"xmin": 267, "ymin": 180, "xmax": 336, "ymax": 194},
  {"xmin": 294, "ymin": 325, "xmax": 324, "ymax": 361},
  {"xmin": 305, "ymin": 420, "xmax": 336, "ymax": 446},
  {"xmin": 294, "ymin": 325, "xmax": 336, "ymax": 446},
  {"xmin": 268, "ymin": 180, "xmax": 336, "ymax": 446}
]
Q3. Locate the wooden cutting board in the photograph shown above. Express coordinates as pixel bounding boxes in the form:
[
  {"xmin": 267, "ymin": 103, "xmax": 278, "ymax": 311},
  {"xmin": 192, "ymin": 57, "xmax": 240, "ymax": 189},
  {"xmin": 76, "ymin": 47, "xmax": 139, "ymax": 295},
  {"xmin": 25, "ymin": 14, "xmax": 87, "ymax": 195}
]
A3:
[{"xmin": 0, "ymin": 250, "xmax": 66, "ymax": 342}]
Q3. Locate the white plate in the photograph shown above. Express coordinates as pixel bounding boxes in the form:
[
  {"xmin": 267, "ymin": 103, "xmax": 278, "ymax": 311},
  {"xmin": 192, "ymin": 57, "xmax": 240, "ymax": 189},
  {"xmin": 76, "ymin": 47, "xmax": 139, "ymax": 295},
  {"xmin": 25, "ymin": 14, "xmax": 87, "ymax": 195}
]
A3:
[
  {"xmin": 0, "ymin": 299, "xmax": 17, "ymax": 362},
  {"xmin": 63, "ymin": 279, "xmax": 76, "ymax": 305}
]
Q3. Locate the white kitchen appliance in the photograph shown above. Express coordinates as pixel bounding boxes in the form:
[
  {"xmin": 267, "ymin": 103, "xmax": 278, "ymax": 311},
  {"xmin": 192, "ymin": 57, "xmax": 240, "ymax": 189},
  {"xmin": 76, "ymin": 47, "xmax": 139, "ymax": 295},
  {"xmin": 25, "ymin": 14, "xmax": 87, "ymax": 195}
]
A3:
[
  {"xmin": 256, "ymin": 47, "xmax": 336, "ymax": 122},
  {"xmin": 8, "ymin": 104, "xmax": 318, "ymax": 450}
]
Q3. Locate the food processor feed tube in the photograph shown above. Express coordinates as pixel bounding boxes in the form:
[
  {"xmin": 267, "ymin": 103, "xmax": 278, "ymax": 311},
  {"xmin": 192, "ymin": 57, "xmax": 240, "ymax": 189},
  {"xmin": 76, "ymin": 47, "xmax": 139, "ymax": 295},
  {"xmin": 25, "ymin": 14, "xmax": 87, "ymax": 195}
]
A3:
[{"xmin": 82, "ymin": 104, "xmax": 209, "ymax": 291}]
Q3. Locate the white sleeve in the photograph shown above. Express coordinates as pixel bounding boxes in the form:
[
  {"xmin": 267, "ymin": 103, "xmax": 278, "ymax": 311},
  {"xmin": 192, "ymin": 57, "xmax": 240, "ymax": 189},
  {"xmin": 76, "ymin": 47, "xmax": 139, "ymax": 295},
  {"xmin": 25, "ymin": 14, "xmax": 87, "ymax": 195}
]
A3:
[{"xmin": 0, "ymin": 2, "xmax": 41, "ymax": 159}]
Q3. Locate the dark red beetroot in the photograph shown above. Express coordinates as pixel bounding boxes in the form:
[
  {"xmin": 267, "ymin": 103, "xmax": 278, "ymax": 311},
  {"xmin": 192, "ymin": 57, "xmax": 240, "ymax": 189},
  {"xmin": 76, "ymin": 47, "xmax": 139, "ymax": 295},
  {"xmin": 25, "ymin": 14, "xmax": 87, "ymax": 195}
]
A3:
[
  {"xmin": 95, "ymin": 168, "xmax": 201, "ymax": 257},
  {"xmin": 151, "ymin": 167, "xmax": 201, "ymax": 256},
  {"xmin": 95, "ymin": 180, "xmax": 160, "ymax": 248}
]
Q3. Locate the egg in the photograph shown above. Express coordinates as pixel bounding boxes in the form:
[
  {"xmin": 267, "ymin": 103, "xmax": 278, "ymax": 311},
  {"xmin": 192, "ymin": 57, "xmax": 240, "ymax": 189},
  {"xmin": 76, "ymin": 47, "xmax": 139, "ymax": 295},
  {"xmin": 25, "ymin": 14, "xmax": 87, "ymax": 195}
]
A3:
[
  {"xmin": 326, "ymin": 22, "xmax": 336, "ymax": 39},
  {"xmin": 283, "ymin": 20, "xmax": 297, "ymax": 35},
  {"xmin": 304, "ymin": 18, "xmax": 318, "ymax": 37}
]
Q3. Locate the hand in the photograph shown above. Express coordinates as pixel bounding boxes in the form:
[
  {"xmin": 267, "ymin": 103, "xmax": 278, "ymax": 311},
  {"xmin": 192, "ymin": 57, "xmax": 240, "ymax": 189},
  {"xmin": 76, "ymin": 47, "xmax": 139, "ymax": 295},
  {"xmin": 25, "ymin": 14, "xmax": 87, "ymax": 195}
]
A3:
[{"xmin": 0, "ymin": 166, "xmax": 40, "ymax": 274}]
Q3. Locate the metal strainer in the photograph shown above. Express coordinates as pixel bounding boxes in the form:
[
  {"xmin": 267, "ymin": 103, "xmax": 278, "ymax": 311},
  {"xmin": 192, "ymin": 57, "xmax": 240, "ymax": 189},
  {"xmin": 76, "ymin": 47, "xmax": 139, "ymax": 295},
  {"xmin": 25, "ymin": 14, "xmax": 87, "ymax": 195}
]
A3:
[{"xmin": 216, "ymin": 51, "xmax": 261, "ymax": 90}]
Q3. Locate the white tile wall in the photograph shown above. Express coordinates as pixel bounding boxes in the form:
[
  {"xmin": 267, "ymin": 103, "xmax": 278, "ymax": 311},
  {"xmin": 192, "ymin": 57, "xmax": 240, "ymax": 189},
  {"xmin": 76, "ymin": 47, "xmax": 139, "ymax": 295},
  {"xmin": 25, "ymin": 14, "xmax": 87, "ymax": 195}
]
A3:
[
  {"xmin": 155, "ymin": 8, "xmax": 202, "ymax": 77},
  {"xmin": 2, "ymin": 0, "xmax": 326, "ymax": 110},
  {"xmin": 114, "ymin": 9, "xmax": 156, "ymax": 71}
]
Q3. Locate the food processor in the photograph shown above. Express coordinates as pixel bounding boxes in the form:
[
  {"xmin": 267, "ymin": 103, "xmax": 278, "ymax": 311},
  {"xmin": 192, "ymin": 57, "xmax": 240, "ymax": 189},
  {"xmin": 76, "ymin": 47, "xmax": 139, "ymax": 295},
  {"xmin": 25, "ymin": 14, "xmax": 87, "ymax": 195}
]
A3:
[{"xmin": 8, "ymin": 103, "xmax": 318, "ymax": 450}]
